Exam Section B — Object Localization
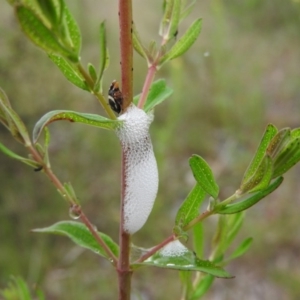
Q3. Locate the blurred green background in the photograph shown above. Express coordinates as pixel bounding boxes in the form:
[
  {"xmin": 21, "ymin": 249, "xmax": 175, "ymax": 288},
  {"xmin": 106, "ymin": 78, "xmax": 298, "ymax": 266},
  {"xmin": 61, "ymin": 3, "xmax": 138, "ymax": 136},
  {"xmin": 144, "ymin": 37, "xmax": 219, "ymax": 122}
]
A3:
[{"xmin": 0, "ymin": 0, "xmax": 300, "ymax": 299}]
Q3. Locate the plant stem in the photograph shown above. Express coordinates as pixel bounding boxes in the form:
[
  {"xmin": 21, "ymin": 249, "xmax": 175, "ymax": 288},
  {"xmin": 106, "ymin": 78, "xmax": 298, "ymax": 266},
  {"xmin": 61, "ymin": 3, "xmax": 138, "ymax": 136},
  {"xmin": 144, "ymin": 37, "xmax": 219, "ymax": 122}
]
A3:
[
  {"xmin": 76, "ymin": 63, "xmax": 116, "ymax": 119},
  {"xmin": 79, "ymin": 208, "xmax": 118, "ymax": 266},
  {"xmin": 135, "ymin": 234, "xmax": 176, "ymax": 263},
  {"xmin": 117, "ymin": 0, "xmax": 134, "ymax": 299},
  {"xmin": 119, "ymin": 0, "xmax": 133, "ymax": 111},
  {"xmin": 27, "ymin": 144, "xmax": 118, "ymax": 264},
  {"xmin": 137, "ymin": 64, "xmax": 157, "ymax": 109},
  {"xmin": 184, "ymin": 210, "xmax": 214, "ymax": 231},
  {"xmin": 118, "ymin": 149, "xmax": 132, "ymax": 300}
]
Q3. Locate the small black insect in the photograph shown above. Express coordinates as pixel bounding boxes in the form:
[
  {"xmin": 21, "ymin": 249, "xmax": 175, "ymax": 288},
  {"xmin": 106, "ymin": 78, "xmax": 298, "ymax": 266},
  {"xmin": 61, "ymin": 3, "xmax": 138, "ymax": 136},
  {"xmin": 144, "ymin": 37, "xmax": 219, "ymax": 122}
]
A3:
[
  {"xmin": 108, "ymin": 80, "xmax": 123, "ymax": 114},
  {"xmin": 34, "ymin": 165, "xmax": 43, "ymax": 172}
]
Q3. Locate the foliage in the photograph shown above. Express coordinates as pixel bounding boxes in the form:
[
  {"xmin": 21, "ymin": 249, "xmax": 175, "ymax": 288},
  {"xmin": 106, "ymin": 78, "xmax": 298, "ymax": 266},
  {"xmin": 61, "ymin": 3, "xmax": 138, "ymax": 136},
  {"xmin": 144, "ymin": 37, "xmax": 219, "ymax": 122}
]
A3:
[{"xmin": 0, "ymin": 0, "xmax": 299, "ymax": 299}]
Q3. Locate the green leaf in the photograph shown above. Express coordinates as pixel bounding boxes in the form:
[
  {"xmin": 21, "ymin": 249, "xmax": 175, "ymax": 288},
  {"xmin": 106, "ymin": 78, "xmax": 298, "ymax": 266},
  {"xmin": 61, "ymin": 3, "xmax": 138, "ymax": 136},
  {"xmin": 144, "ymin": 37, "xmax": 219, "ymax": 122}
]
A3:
[
  {"xmin": 159, "ymin": 18, "xmax": 202, "ymax": 65},
  {"xmin": 94, "ymin": 21, "xmax": 109, "ymax": 92},
  {"xmin": 272, "ymin": 137, "xmax": 300, "ymax": 178},
  {"xmin": 193, "ymin": 222, "xmax": 204, "ymax": 259},
  {"xmin": 64, "ymin": 182, "xmax": 79, "ymax": 204},
  {"xmin": 213, "ymin": 213, "xmax": 245, "ymax": 259},
  {"xmin": 159, "ymin": 0, "xmax": 174, "ymax": 37},
  {"xmin": 37, "ymin": 0, "xmax": 63, "ymax": 27},
  {"xmin": 0, "ymin": 88, "xmax": 12, "ymax": 129},
  {"xmin": 168, "ymin": 0, "xmax": 181, "ymax": 39},
  {"xmin": 0, "ymin": 142, "xmax": 40, "ymax": 169},
  {"xmin": 226, "ymin": 237, "xmax": 253, "ymax": 262},
  {"xmin": 291, "ymin": 128, "xmax": 300, "ymax": 138},
  {"xmin": 190, "ymin": 274, "xmax": 214, "ymax": 300},
  {"xmin": 1, "ymin": 276, "xmax": 32, "ymax": 300},
  {"xmin": 239, "ymin": 155, "xmax": 273, "ymax": 194},
  {"xmin": 0, "ymin": 98, "xmax": 31, "ymax": 145},
  {"xmin": 49, "ymin": 54, "xmax": 89, "ymax": 90},
  {"xmin": 189, "ymin": 154, "xmax": 219, "ymax": 199},
  {"xmin": 61, "ymin": 3, "xmax": 81, "ymax": 55},
  {"xmin": 180, "ymin": 0, "xmax": 197, "ymax": 22},
  {"xmin": 175, "ymin": 184, "xmax": 206, "ymax": 227},
  {"xmin": 225, "ymin": 212, "xmax": 245, "ymax": 250},
  {"xmin": 98, "ymin": 21, "xmax": 107, "ymax": 80},
  {"xmin": 33, "ymin": 110, "xmax": 122, "ymax": 143},
  {"xmin": 242, "ymin": 124, "xmax": 277, "ymax": 184},
  {"xmin": 134, "ymin": 241, "xmax": 232, "ymax": 278},
  {"xmin": 216, "ymin": 177, "xmax": 284, "ymax": 214},
  {"xmin": 15, "ymin": 5, "xmax": 77, "ymax": 61},
  {"xmin": 266, "ymin": 128, "xmax": 290, "ymax": 159},
  {"xmin": 88, "ymin": 62, "xmax": 97, "ymax": 82},
  {"xmin": 132, "ymin": 23, "xmax": 150, "ymax": 61},
  {"xmin": 133, "ymin": 79, "xmax": 173, "ymax": 112},
  {"xmin": 33, "ymin": 221, "xmax": 119, "ymax": 259}
]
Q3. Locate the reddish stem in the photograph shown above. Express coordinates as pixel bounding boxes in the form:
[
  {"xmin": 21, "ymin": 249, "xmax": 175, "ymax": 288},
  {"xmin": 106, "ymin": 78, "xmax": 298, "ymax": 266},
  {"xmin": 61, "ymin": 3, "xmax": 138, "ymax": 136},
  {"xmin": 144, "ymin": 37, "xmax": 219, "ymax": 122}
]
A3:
[
  {"xmin": 137, "ymin": 64, "xmax": 157, "ymax": 109},
  {"xmin": 117, "ymin": 148, "xmax": 132, "ymax": 300},
  {"xmin": 27, "ymin": 145, "xmax": 118, "ymax": 263},
  {"xmin": 119, "ymin": 0, "xmax": 133, "ymax": 111},
  {"xmin": 135, "ymin": 234, "xmax": 176, "ymax": 263}
]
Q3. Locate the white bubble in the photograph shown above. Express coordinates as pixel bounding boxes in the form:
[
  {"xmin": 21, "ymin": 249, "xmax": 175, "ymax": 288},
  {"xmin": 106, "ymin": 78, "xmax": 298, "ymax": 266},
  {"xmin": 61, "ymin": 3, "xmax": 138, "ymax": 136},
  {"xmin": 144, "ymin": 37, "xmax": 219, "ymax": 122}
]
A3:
[{"xmin": 116, "ymin": 105, "xmax": 159, "ymax": 234}]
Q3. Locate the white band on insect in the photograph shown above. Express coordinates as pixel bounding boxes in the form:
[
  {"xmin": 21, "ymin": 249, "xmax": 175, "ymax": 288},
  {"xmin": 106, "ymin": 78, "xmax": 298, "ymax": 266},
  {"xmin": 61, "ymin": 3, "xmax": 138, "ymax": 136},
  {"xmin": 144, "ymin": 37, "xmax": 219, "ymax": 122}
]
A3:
[{"xmin": 116, "ymin": 104, "xmax": 159, "ymax": 234}]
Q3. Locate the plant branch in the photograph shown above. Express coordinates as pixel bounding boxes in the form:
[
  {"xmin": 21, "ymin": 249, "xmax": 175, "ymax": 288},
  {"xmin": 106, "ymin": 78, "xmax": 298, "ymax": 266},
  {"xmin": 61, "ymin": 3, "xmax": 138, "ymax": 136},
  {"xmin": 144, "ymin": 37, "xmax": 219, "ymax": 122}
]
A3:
[
  {"xmin": 119, "ymin": 0, "xmax": 133, "ymax": 111},
  {"xmin": 78, "ymin": 207, "xmax": 118, "ymax": 266},
  {"xmin": 134, "ymin": 234, "xmax": 176, "ymax": 263},
  {"xmin": 184, "ymin": 210, "xmax": 214, "ymax": 231},
  {"xmin": 137, "ymin": 64, "xmax": 157, "ymax": 109},
  {"xmin": 76, "ymin": 63, "xmax": 117, "ymax": 119},
  {"xmin": 118, "ymin": 148, "xmax": 132, "ymax": 300},
  {"xmin": 27, "ymin": 144, "xmax": 118, "ymax": 264}
]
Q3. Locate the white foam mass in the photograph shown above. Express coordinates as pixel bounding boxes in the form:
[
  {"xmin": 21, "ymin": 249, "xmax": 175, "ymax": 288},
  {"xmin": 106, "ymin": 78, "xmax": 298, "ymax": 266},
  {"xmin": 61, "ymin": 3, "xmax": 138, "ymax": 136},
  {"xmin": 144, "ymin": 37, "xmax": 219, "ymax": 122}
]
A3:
[
  {"xmin": 160, "ymin": 240, "xmax": 189, "ymax": 257},
  {"xmin": 116, "ymin": 104, "xmax": 158, "ymax": 234}
]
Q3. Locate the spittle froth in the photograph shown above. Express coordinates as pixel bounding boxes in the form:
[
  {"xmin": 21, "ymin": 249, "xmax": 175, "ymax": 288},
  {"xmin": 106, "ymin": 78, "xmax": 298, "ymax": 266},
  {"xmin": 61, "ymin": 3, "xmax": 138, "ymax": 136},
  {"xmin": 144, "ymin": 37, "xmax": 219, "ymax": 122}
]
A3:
[{"xmin": 116, "ymin": 104, "xmax": 158, "ymax": 234}]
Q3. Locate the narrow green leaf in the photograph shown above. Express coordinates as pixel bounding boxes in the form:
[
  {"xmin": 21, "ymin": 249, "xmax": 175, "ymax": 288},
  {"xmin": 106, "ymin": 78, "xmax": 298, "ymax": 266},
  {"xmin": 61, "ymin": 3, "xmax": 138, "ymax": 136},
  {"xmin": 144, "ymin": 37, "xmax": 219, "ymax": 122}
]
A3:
[
  {"xmin": 133, "ymin": 79, "xmax": 173, "ymax": 112},
  {"xmin": 190, "ymin": 274, "xmax": 214, "ymax": 300},
  {"xmin": 33, "ymin": 221, "xmax": 119, "ymax": 258},
  {"xmin": 64, "ymin": 182, "xmax": 79, "ymax": 204},
  {"xmin": 226, "ymin": 237, "xmax": 253, "ymax": 261},
  {"xmin": 132, "ymin": 23, "xmax": 150, "ymax": 61},
  {"xmin": 159, "ymin": 0, "xmax": 174, "ymax": 37},
  {"xmin": 134, "ymin": 241, "xmax": 232, "ymax": 278},
  {"xmin": 216, "ymin": 177, "xmax": 284, "ymax": 214},
  {"xmin": 189, "ymin": 154, "xmax": 219, "ymax": 199},
  {"xmin": 0, "ymin": 142, "xmax": 39, "ymax": 169},
  {"xmin": 37, "ymin": 0, "xmax": 63, "ymax": 27},
  {"xmin": 239, "ymin": 155, "xmax": 273, "ymax": 194},
  {"xmin": 175, "ymin": 184, "xmax": 206, "ymax": 227},
  {"xmin": 88, "ymin": 62, "xmax": 97, "ymax": 82},
  {"xmin": 49, "ymin": 54, "xmax": 89, "ymax": 90},
  {"xmin": 225, "ymin": 212, "xmax": 245, "ymax": 250},
  {"xmin": 33, "ymin": 110, "xmax": 122, "ymax": 143},
  {"xmin": 193, "ymin": 222, "xmax": 204, "ymax": 259},
  {"xmin": 15, "ymin": 5, "xmax": 76, "ymax": 61},
  {"xmin": 62, "ymin": 3, "xmax": 81, "ymax": 55},
  {"xmin": 291, "ymin": 128, "xmax": 300, "ymax": 139},
  {"xmin": 0, "ymin": 88, "xmax": 12, "ymax": 129},
  {"xmin": 242, "ymin": 124, "xmax": 277, "ymax": 184},
  {"xmin": 266, "ymin": 128, "xmax": 291, "ymax": 159},
  {"xmin": 273, "ymin": 137, "xmax": 300, "ymax": 178},
  {"xmin": 180, "ymin": 0, "xmax": 197, "ymax": 22},
  {"xmin": 1, "ymin": 276, "xmax": 32, "ymax": 300},
  {"xmin": 98, "ymin": 21, "xmax": 107, "ymax": 81},
  {"xmin": 0, "ymin": 100, "xmax": 31, "ymax": 145},
  {"xmin": 0, "ymin": 87, "xmax": 11, "ymax": 108},
  {"xmin": 159, "ymin": 18, "xmax": 202, "ymax": 65},
  {"xmin": 168, "ymin": 0, "xmax": 181, "ymax": 39}
]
